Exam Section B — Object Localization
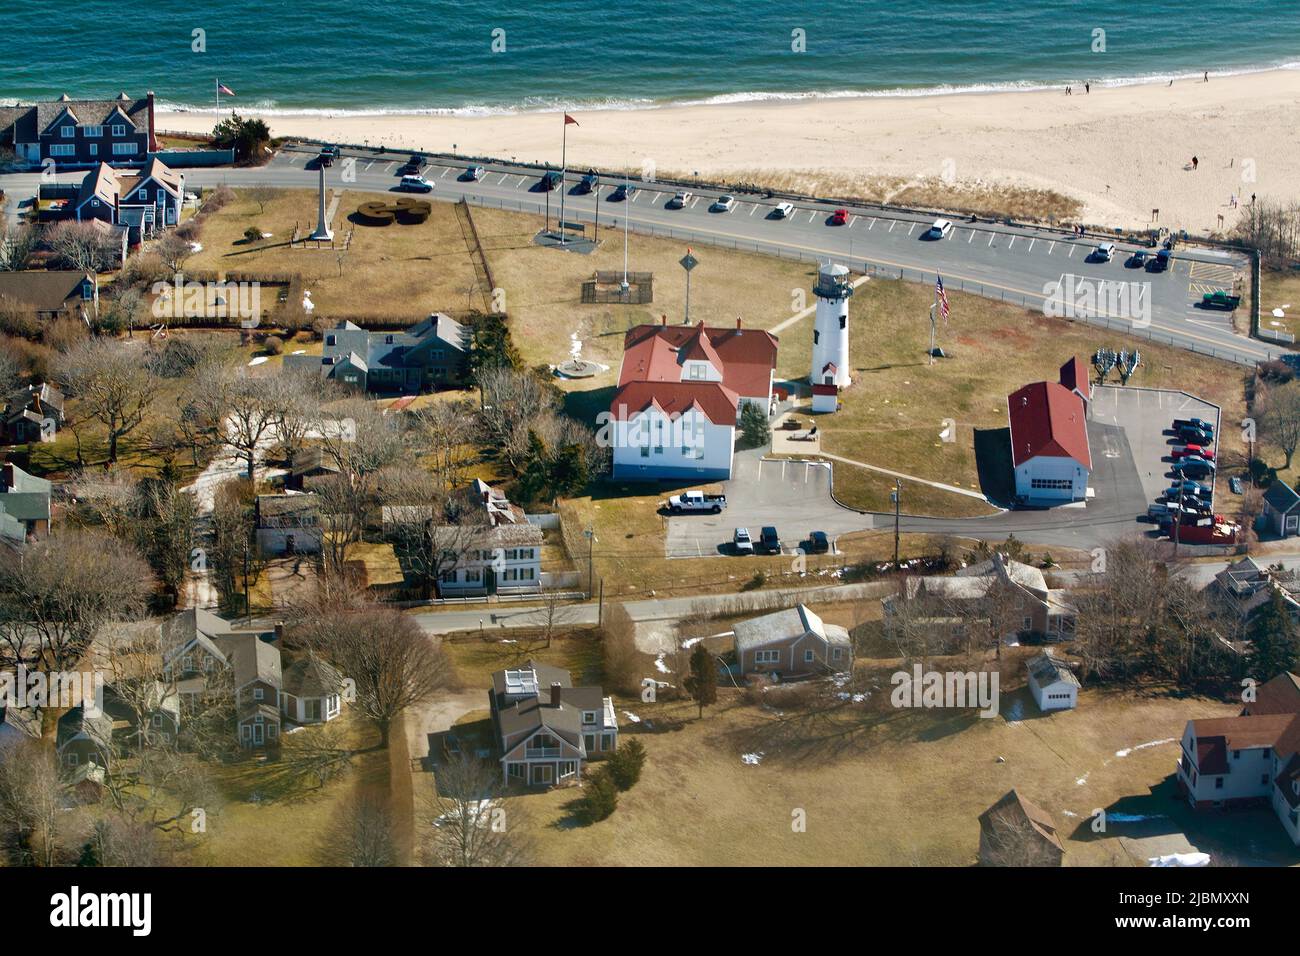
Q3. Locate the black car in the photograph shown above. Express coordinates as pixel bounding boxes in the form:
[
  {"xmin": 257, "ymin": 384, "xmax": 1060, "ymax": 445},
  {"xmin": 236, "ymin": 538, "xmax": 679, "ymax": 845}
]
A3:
[
  {"xmin": 806, "ymin": 531, "xmax": 830, "ymax": 554},
  {"xmin": 317, "ymin": 144, "xmax": 340, "ymax": 165},
  {"xmin": 575, "ymin": 172, "xmax": 599, "ymax": 194},
  {"xmin": 610, "ymin": 183, "xmax": 635, "ymax": 201},
  {"xmin": 1126, "ymin": 250, "xmax": 1148, "ymax": 269},
  {"xmin": 1147, "ymin": 248, "xmax": 1171, "ymax": 272},
  {"xmin": 759, "ymin": 526, "xmax": 782, "ymax": 554},
  {"xmin": 398, "ymin": 154, "xmax": 425, "ymax": 175},
  {"xmin": 538, "ymin": 171, "xmax": 563, "ymax": 191}
]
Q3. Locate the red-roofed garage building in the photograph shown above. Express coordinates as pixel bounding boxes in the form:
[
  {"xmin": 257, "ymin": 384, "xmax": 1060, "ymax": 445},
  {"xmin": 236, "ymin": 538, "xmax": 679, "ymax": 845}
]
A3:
[
  {"xmin": 609, "ymin": 320, "xmax": 778, "ymax": 480},
  {"xmin": 1008, "ymin": 358, "xmax": 1093, "ymax": 504}
]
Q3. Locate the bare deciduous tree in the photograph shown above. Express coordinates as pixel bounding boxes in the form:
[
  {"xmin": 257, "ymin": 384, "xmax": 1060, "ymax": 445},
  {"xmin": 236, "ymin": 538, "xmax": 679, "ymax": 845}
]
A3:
[
  {"xmin": 420, "ymin": 753, "xmax": 530, "ymax": 867},
  {"xmin": 1258, "ymin": 380, "xmax": 1300, "ymax": 470},
  {"xmin": 56, "ymin": 339, "xmax": 158, "ymax": 464},
  {"xmin": 0, "ymin": 740, "xmax": 65, "ymax": 866}
]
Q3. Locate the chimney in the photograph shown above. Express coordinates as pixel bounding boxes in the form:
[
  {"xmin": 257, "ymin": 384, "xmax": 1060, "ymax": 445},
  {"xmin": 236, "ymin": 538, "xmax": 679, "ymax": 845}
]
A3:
[
  {"xmin": 549, "ymin": 682, "xmax": 562, "ymax": 708},
  {"xmin": 736, "ymin": 316, "xmax": 742, "ymax": 329},
  {"xmin": 660, "ymin": 314, "xmax": 667, "ymax": 326},
  {"xmin": 273, "ymin": 622, "xmax": 285, "ymax": 642},
  {"xmin": 146, "ymin": 91, "xmax": 158, "ymax": 152}
]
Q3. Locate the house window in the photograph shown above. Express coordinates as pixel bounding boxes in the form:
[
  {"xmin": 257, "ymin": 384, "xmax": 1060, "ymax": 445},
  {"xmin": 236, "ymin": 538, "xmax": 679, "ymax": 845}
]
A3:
[
  {"xmin": 157, "ymin": 188, "xmax": 166, "ymax": 203},
  {"xmin": 88, "ymin": 143, "xmax": 98, "ymax": 156},
  {"xmin": 1215, "ymin": 777, "xmax": 1224, "ymax": 789},
  {"xmin": 584, "ymin": 733, "xmax": 595, "ymax": 752},
  {"xmin": 111, "ymin": 124, "xmax": 126, "ymax": 137},
  {"xmin": 839, "ymin": 315, "xmax": 846, "ymax": 329},
  {"xmin": 61, "ymin": 126, "xmax": 74, "ymax": 138},
  {"xmin": 253, "ymin": 687, "xmax": 264, "ymax": 701},
  {"xmin": 803, "ymin": 650, "xmax": 814, "ymax": 663},
  {"xmin": 813, "ymin": 329, "xmax": 820, "ymax": 345},
  {"xmin": 326, "ymin": 334, "xmax": 337, "ymax": 346},
  {"xmin": 755, "ymin": 649, "xmax": 780, "ymax": 664},
  {"xmin": 582, "ymin": 711, "xmax": 597, "ymax": 724},
  {"xmin": 152, "ymin": 714, "xmax": 163, "ymax": 727},
  {"xmin": 112, "ymin": 142, "xmax": 136, "ymax": 155},
  {"xmin": 85, "ymin": 125, "xmax": 103, "ymax": 137},
  {"xmin": 601, "ymin": 733, "xmax": 614, "ymax": 751},
  {"xmin": 1262, "ymin": 774, "xmax": 1270, "ymax": 786},
  {"xmin": 50, "ymin": 144, "xmax": 75, "ymax": 157},
  {"xmin": 1233, "ymin": 749, "xmax": 1240, "ymax": 759},
  {"xmin": 832, "ymin": 648, "xmax": 843, "ymax": 660},
  {"xmin": 507, "ymin": 762, "xmax": 524, "ymax": 779},
  {"xmin": 65, "ymin": 753, "xmax": 79, "ymax": 767}
]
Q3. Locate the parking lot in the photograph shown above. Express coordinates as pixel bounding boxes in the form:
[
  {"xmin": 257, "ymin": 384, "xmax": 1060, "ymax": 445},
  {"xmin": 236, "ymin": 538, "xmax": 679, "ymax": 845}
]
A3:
[
  {"xmin": 1088, "ymin": 384, "xmax": 1221, "ymax": 516},
  {"xmin": 663, "ymin": 451, "xmax": 870, "ymax": 558}
]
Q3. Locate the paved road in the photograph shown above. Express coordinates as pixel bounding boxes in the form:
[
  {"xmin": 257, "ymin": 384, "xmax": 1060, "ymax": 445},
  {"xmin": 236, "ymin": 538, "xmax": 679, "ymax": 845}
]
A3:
[
  {"xmin": 1, "ymin": 143, "xmax": 1280, "ymax": 366},
  {"xmin": 412, "ymin": 579, "xmax": 889, "ymax": 636}
]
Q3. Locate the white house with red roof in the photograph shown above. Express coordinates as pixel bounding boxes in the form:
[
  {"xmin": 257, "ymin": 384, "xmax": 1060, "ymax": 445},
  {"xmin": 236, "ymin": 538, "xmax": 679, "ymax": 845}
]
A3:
[
  {"xmin": 609, "ymin": 318, "xmax": 778, "ymax": 480},
  {"xmin": 1176, "ymin": 672, "xmax": 1300, "ymax": 845},
  {"xmin": 1008, "ymin": 357, "xmax": 1093, "ymax": 504}
]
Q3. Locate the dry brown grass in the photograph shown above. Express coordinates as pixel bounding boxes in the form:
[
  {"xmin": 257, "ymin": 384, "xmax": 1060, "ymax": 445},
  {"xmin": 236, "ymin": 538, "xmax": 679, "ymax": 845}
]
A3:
[
  {"xmin": 514, "ymin": 672, "xmax": 1248, "ymax": 866},
  {"xmin": 655, "ymin": 167, "xmax": 1083, "ymax": 223},
  {"xmin": 184, "ymin": 188, "xmax": 482, "ymax": 319}
]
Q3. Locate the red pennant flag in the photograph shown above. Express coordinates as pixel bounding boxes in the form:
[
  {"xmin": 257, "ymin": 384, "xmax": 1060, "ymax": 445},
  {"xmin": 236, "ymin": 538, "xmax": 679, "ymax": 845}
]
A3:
[{"xmin": 564, "ymin": 114, "xmax": 579, "ymax": 126}]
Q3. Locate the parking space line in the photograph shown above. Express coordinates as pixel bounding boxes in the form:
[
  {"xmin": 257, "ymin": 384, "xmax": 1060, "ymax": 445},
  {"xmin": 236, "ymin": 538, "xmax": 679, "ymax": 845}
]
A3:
[
  {"xmin": 1048, "ymin": 241, "xmax": 1055, "ymax": 254},
  {"xmin": 384, "ymin": 161, "xmax": 395, "ymax": 172},
  {"xmin": 440, "ymin": 167, "xmax": 449, "ymax": 178},
  {"xmin": 285, "ymin": 154, "xmax": 299, "ymax": 165},
  {"xmin": 908, "ymin": 222, "xmax": 916, "ymax": 236},
  {"xmin": 889, "ymin": 221, "xmax": 897, "ymax": 233},
  {"xmin": 967, "ymin": 230, "xmax": 974, "ymax": 243},
  {"xmin": 514, "ymin": 176, "xmax": 526, "ymax": 187},
  {"xmin": 749, "ymin": 204, "xmax": 757, "ymax": 216},
  {"xmin": 868, "ymin": 218, "xmax": 876, "ymax": 229},
  {"xmin": 497, "ymin": 174, "xmax": 509, "ymax": 184},
  {"xmin": 690, "ymin": 197, "xmax": 700, "ymax": 208},
  {"xmin": 809, "ymin": 210, "xmax": 817, "ymax": 223},
  {"xmin": 1068, "ymin": 245, "xmax": 1076, "ymax": 257},
  {"xmin": 1028, "ymin": 239, "xmax": 1035, "ymax": 252},
  {"xmin": 849, "ymin": 215, "xmax": 858, "ymax": 227},
  {"xmin": 1009, "ymin": 236, "xmax": 1017, "ymax": 249},
  {"xmin": 364, "ymin": 160, "xmax": 374, "ymax": 170},
  {"xmin": 988, "ymin": 233, "xmax": 995, "ymax": 247}
]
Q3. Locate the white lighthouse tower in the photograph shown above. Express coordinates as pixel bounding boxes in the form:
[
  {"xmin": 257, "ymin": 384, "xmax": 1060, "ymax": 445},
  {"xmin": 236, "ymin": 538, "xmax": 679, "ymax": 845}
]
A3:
[{"xmin": 810, "ymin": 262, "xmax": 852, "ymax": 388}]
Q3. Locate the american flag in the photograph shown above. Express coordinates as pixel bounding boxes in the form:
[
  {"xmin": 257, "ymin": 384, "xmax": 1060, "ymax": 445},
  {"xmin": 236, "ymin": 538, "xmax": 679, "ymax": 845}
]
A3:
[
  {"xmin": 217, "ymin": 81, "xmax": 235, "ymax": 96},
  {"xmin": 936, "ymin": 275, "xmax": 950, "ymax": 323}
]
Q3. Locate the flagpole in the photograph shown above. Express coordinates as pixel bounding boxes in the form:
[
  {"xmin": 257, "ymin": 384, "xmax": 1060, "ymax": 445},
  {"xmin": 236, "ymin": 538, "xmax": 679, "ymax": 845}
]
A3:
[
  {"xmin": 559, "ymin": 117, "xmax": 567, "ymax": 245},
  {"xmin": 930, "ymin": 275, "xmax": 937, "ymax": 366},
  {"xmin": 215, "ymin": 78, "xmax": 220, "ymax": 120}
]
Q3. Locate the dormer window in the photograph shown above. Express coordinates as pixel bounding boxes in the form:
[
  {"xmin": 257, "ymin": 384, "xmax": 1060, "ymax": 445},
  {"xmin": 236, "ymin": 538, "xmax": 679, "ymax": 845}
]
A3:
[
  {"xmin": 111, "ymin": 124, "xmax": 126, "ymax": 137},
  {"xmin": 61, "ymin": 125, "xmax": 74, "ymax": 138},
  {"xmin": 582, "ymin": 710, "xmax": 597, "ymax": 724}
]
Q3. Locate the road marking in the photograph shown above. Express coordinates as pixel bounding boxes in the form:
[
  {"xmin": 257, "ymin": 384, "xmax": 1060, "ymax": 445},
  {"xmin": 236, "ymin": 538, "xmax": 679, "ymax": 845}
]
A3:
[
  {"xmin": 908, "ymin": 222, "xmax": 916, "ymax": 236},
  {"xmin": 1009, "ymin": 236, "xmax": 1017, "ymax": 249},
  {"xmin": 384, "ymin": 162, "xmax": 395, "ymax": 172},
  {"xmin": 690, "ymin": 197, "xmax": 700, "ymax": 208},
  {"xmin": 809, "ymin": 210, "xmax": 817, "ymax": 223},
  {"xmin": 1028, "ymin": 239, "xmax": 1035, "ymax": 252},
  {"xmin": 364, "ymin": 160, "xmax": 374, "ymax": 170},
  {"xmin": 889, "ymin": 220, "xmax": 896, "ymax": 233},
  {"xmin": 1068, "ymin": 245, "xmax": 1076, "ymax": 257},
  {"xmin": 1048, "ymin": 241, "xmax": 1055, "ymax": 254},
  {"xmin": 749, "ymin": 204, "xmax": 757, "ymax": 216},
  {"xmin": 868, "ymin": 218, "xmax": 876, "ymax": 229},
  {"xmin": 515, "ymin": 176, "xmax": 526, "ymax": 187},
  {"xmin": 967, "ymin": 230, "xmax": 974, "ymax": 243},
  {"xmin": 631, "ymin": 191, "xmax": 641, "ymax": 202},
  {"xmin": 988, "ymin": 233, "xmax": 995, "ymax": 247},
  {"xmin": 497, "ymin": 174, "xmax": 509, "ymax": 184},
  {"xmin": 285, "ymin": 154, "xmax": 299, "ymax": 165},
  {"xmin": 440, "ymin": 167, "xmax": 449, "ymax": 178},
  {"xmin": 849, "ymin": 215, "xmax": 858, "ymax": 227}
]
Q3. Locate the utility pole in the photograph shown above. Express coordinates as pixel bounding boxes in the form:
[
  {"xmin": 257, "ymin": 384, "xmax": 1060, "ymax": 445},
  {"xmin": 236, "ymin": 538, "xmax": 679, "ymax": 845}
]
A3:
[
  {"xmin": 242, "ymin": 543, "xmax": 250, "ymax": 623},
  {"xmin": 584, "ymin": 527, "xmax": 595, "ymax": 599},
  {"xmin": 892, "ymin": 479, "xmax": 901, "ymax": 568}
]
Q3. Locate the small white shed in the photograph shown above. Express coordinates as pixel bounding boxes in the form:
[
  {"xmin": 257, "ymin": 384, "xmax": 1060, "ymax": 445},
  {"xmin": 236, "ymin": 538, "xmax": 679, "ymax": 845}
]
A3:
[{"xmin": 1026, "ymin": 649, "xmax": 1079, "ymax": 712}]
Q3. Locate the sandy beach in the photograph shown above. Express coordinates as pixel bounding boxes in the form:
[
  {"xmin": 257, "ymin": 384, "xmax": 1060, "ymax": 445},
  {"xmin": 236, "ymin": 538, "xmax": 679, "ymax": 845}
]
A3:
[{"xmin": 159, "ymin": 69, "xmax": 1300, "ymax": 234}]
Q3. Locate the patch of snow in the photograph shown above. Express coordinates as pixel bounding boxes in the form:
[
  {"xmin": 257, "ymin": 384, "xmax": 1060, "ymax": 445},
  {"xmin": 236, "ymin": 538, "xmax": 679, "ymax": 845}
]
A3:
[
  {"xmin": 432, "ymin": 799, "xmax": 497, "ymax": 829},
  {"xmin": 681, "ymin": 637, "xmax": 703, "ymax": 649},
  {"xmin": 1076, "ymin": 773, "xmax": 1089, "ymax": 786},
  {"xmin": 1061, "ymin": 810, "xmax": 1078, "ymax": 817},
  {"xmin": 621, "ymin": 711, "xmax": 641, "ymax": 723},
  {"xmin": 1116, "ymin": 738, "xmax": 1175, "ymax": 758},
  {"xmin": 741, "ymin": 752, "xmax": 764, "ymax": 765},
  {"xmin": 291, "ymin": 349, "xmax": 306, "ymax": 355},
  {"xmin": 1108, "ymin": 812, "xmax": 1165, "ymax": 823},
  {"xmin": 1149, "ymin": 852, "xmax": 1210, "ymax": 867},
  {"xmin": 188, "ymin": 241, "xmax": 203, "ymax": 253},
  {"xmin": 247, "ymin": 355, "xmax": 269, "ymax": 366},
  {"xmin": 654, "ymin": 654, "xmax": 671, "ymax": 674}
]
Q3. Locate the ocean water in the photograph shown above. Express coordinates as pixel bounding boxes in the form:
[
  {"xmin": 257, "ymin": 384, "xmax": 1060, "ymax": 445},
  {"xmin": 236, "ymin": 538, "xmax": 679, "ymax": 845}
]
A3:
[{"xmin": 2, "ymin": 0, "xmax": 1298, "ymax": 114}]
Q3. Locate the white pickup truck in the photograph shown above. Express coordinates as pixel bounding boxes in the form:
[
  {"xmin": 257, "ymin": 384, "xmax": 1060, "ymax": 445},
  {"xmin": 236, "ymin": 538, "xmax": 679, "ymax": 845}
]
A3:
[{"xmin": 666, "ymin": 490, "xmax": 727, "ymax": 514}]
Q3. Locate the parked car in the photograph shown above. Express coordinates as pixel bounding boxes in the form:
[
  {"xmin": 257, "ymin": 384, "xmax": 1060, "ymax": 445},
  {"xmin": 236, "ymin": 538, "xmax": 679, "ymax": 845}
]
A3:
[
  {"xmin": 1147, "ymin": 248, "xmax": 1171, "ymax": 272},
  {"xmin": 759, "ymin": 526, "xmax": 782, "ymax": 555},
  {"xmin": 398, "ymin": 154, "xmax": 425, "ymax": 175},
  {"xmin": 1178, "ymin": 425, "xmax": 1213, "ymax": 445},
  {"xmin": 806, "ymin": 530, "xmax": 830, "ymax": 554},
  {"xmin": 318, "ymin": 144, "xmax": 340, "ymax": 163},
  {"xmin": 1201, "ymin": 290, "xmax": 1241, "ymax": 310},
  {"xmin": 1166, "ymin": 481, "xmax": 1211, "ymax": 500},
  {"xmin": 1092, "ymin": 242, "xmax": 1117, "ymax": 262},
  {"xmin": 927, "ymin": 218, "xmax": 954, "ymax": 239},
  {"xmin": 576, "ymin": 172, "xmax": 600, "ymax": 194},
  {"xmin": 667, "ymin": 191, "xmax": 691, "ymax": 209},
  {"xmin": 1174, "ymin": 459, "xmax": 1216, "ymax": 481},
  {"xmin": 733, "ymin": 528, "xmax": 755, "ymax": 555},
  {"xmin": 1173, "ymin": 418, "xmax": 1215, "ymax": 433},
  {"xmin": 610, "ymin": 183, "xmax": 635, "ymax": 201},
  {"xmin": 1229, "ymin": 476, "xmax": 1244, "ymax": 494},
  {"xmin": 538, "ymin": 171, "xmax": 563, "ymax": 191},
  {"xmin": 712, "ymin": 195, "xmax": 736, "ymax": 212},
  {"xmin": 1126, "ymin": 250, "xmax": 1148, "ymax": 269},
  {"xmin": 666, "ymin": 490, "xmax": 727, "ymax": 514},
  {"xmin": 1173, "ymin": 443, "xmax": 1215, "ymax": 461},
  {"xmin": 398, "ymin": 175, "xmax": 434, "ymax": 192},
  {"xmin": 829, "ymin": 208, "xmax": 849, "ymax": 226},
  {"xmin": 461, "ymin": 165, "xmax": 485, "ymax": 181},
  {"xmin": 771, "ymin": 202, "xmax": 795, "ymax": 219}
]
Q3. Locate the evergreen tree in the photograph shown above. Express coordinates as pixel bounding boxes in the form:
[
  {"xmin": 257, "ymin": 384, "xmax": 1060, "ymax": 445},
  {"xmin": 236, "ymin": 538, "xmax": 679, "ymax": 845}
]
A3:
[
  {"xmin": 548, "ymin": 443, "xmax": 589, "ymax": 502},
  {"xmin": 684, "ymin": 644, "xmax": 718, "ymax": 718},
  {"xmin": 739, "ymin": 401, "xmax": 770, "ymax": 448},
  {"xmin": 578, "ymin": 767, "xmax": 619, "ymax": 823},
  {"xmin": 607, "ymin": 738, "xmax": 647, "ymax": 791},
  {"xmin": 517, "ymin": 430, "xmax": 551, "ymax": 503},
  {"xmin": 1249, "ymin": 587, "xmax": 1300, "ymax": 680},
  {"xmin": 77, "ymin": 840, "xmax": 100, "ymax": 867}
]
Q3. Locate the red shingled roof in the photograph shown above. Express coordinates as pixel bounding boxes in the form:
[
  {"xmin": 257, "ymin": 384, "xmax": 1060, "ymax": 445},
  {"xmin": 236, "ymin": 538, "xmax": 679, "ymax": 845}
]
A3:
[
  {"xmin": 618, "ymin": 322, "xmax": 777, "ymax": 401},
  {"xmin": 610, "ymin": 380, "xmax": 739, "ymax": 426},
  {"xmin": 1008, "ymin": 381, "xmax": 1091, "ymax": 469},
  {"xmin": 1058, "ymin": 356, "xmax": 1091, "ymax": 403}
]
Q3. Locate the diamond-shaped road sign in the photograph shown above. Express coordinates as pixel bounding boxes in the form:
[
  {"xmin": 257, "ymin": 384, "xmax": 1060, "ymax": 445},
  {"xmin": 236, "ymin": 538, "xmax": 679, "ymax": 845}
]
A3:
[{"xmin": 679, "ymin": 252, "xmax": 698, "ymax": 272}]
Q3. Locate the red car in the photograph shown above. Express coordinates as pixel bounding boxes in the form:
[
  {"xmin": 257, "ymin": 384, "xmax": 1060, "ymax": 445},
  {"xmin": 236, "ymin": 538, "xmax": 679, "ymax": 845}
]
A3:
[
  {"xmin": 1173, "ymin": 444, "xmax": 1215, "ymax": 461},
  {"xmin": 830, "ymin": 208, "xmax": 849, "ymax": 226}
]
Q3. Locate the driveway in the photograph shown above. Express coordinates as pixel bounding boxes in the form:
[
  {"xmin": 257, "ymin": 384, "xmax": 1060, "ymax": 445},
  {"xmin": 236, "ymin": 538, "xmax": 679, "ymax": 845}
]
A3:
[
  {"xmin": 403, "ymin": 690, "xmax": 485, "ymax": 773},
  {"xmin": 664, "ymin": 449, "xmax": 869, "ymax": 558}
]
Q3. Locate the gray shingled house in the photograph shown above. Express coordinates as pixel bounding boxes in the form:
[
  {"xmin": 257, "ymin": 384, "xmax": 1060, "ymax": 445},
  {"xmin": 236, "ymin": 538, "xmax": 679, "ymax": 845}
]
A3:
[
  {"xmin": 1262, "ymin": 481, "xmax": 1300, "ymax": 539},
  {"xmin": 0, "ymin": 92, "xmax": 157, "ymax": 168},
  {"xmin": 0, "ymin": 461, "xmax": 53, "ymax": 544},
  {"xmin": 283, "ymin": 315, "xmax": 470, "ymax": 393},
  {"xmin": 3, "ymin": 383, "xmax": 65, "ymax": 445},
  {"xmin": 0, "ymin": 271, "xmax": 96, "ymax": 321},
  {"xmin": 488, "ymin": 661, "xmax": 618, "ymax": 787},
  {"xmin": 733, "ymin": 603, "xmax": 852, "ymax": 679}
]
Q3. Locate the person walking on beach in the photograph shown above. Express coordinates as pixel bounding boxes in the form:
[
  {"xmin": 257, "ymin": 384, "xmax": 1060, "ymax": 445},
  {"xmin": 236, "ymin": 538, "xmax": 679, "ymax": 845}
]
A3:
[
  {"xmin": 1191, "ymin": 155, "xmax": 1199, "ymax": 170},
  {"xmin": 1204, "ymin": 71, "xmax": 1209, "ymax": 82},
  {"xmin": 1085, "ymin": 82, "xmax": 1090, "ymax": 94}
]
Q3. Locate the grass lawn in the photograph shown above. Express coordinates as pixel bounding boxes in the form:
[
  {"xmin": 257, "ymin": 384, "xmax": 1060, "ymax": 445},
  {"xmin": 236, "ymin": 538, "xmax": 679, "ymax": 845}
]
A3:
[
  {"xmin": 184, "ymin": 188, "xmax": 482, "ymax": 319},
  {"xmin": 1259, "ymin": 265, "xmax": 1300, "ymax": 341},
  {"xmin": 508, "ymin": 662, "xmax": 1285, "ymax": 867},
  {"xmin": 182, "ymin": 712, "xmax": 388, "ymax": 866},
  {"xmin": 443, "ymin": 630, "xmax": 605, "ymax": 691}
]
